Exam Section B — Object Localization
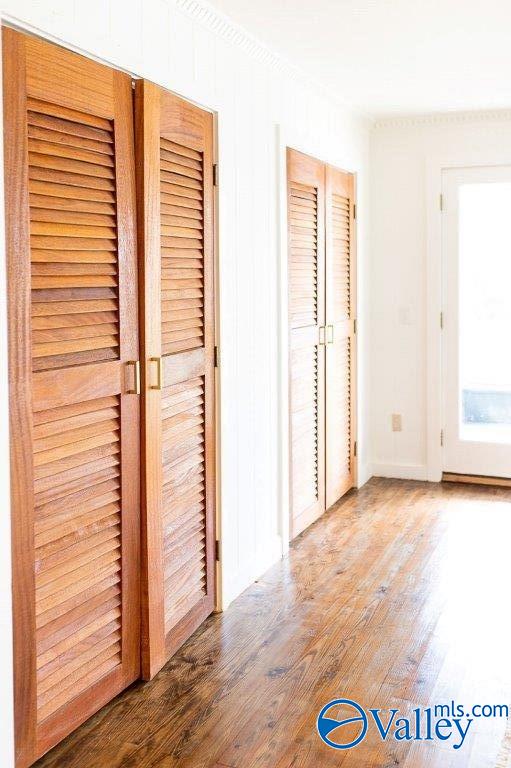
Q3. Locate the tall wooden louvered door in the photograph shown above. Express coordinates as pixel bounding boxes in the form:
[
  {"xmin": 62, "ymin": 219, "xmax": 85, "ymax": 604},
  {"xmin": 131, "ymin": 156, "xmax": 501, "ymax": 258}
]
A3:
[
  {"xmin": 136, "ymin": 82, "xmax": 216, "ymax": 678},
  {"xmin": 3, "ymin": 29, "xmax": 140, "ymax": 767},
  {"xmin": 287, "ymin": 149, "xmax": 356, "ymax": 539},
  {"xmin": 325, "ymin": 166, "xmax": 356, "ymax": 507},
  {"xmin": 287, "ymin": 149, "xmax": 326, "ymax": 538}
]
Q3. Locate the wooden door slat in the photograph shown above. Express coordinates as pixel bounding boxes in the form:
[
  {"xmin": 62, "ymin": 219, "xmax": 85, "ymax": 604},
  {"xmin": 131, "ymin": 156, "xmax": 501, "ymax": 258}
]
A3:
[
  {"xmin": 4, "ymin": 29, "xmax": 140, "ymax": 764},
  {"xmin": 136, "ymin": 80, "xmax": 215, "ymax": 681},
  {"xmin": 287, "ymin": 149, "xmax": 326, "ymax": 540},
  {"xmin": 325, "ymin": 169, "xmax": 356, "ymax": 507}
]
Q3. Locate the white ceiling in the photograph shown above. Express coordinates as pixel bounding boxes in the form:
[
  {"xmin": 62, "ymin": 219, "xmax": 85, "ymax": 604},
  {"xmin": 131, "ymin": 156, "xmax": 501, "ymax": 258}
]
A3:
[{"xmin": 207, "ymin": 0, "xmax": 511, "ymax": 117}]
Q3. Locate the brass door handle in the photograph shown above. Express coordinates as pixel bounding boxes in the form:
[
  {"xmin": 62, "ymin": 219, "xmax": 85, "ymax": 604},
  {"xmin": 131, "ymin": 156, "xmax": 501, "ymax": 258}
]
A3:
[
  {"xmin": 126, "ymin": 360, "xmax": 140, "ymax": 395},
  {"xmin": 149, "ymin": 357, "xmax": 162, "ymax": 390},
  {"xmin": 318, "ymin": 326, "xmax": 326, "ymax": 345},
  {"xmin": 326, "ymin": 325, "xmax": 334, "ymax": 344}
]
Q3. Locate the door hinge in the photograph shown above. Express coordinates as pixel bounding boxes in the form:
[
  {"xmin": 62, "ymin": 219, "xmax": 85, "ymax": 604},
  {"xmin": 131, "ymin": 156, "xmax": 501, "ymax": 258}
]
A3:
[
  {"xmin": 353, "ymin": 202, "xmax": 357, "ymax": 220},
  {"xmin": 215, "ymin": 540, "xmax": 221, "ymax": 561},
  {"xmin": 213, "ymin": 163, "xmax": 219, "ymax": 187},
  {"xmin": 440, "ymin": 429, "xmax": 444, "ymax": 447},
  {"xmin": 439, "ymin": 193, "xmax": 444, "ymax": 212},
  {"xmin": 354, "ymin": 440, "xmax": 357, "ymax": 457},
  {"xmin": 214, "ymin": 345, "xmax": 220, "ymax": 368},
  {"xmin": 440, "ymin": 311, "xmax": 444, "ymax": 330}
]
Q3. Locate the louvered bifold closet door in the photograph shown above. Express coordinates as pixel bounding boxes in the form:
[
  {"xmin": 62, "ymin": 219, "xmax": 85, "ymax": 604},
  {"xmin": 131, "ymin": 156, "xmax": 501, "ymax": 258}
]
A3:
[
  {"xmin": 287, "ymin": 149, "xmax": 326, "ymax": 538},
  {"xmin": 325, "ymin": 165, "xmax": 356, "ymax": 507},
  {"xmin": 3, "ymin": 29, "xmax": 140, "ymax": 767},
  {"xmin": 136, "ymin": 81, "xmax": 216, "ymax": 679}
]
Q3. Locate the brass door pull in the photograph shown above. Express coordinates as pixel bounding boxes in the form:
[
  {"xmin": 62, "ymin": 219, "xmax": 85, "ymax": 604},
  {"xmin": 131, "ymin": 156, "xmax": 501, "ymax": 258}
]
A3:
[
  {"xmin": 327, "ymin": 325, "xmax": 334, "ymax": 344},
  {"xmin": 126, "ymin": 360, "xmax": 141, "ymax": 395},
  {"xmin": 149, "ymin": 357, "xmax": 162, "ymax": 390},
  {"xmin": 319, "ymin": 326, "xmax": 326, "ymax": 345}
]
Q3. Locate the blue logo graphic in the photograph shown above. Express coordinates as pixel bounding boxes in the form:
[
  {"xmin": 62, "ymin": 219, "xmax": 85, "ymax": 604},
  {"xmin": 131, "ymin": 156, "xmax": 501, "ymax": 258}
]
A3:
[
  {"xmin": 317, "ymin": 698, "xmax": 368, "ymax": 749},
  {"xmin": 317, "ymin": 698, "xmax": 509, "ymax": 751}
]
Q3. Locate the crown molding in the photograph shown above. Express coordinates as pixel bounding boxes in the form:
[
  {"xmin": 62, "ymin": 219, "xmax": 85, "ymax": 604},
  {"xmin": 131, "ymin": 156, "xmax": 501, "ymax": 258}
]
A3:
[
  {"xmin": 172, "ymin": 0, "xmax": 291, "ymax": 69},
  {"xmin": 169, "ymin": 0, "xmax": 370, "ymax": 120},
  {"xmin": 373, "ymin": 109, "xmax": 511, "ymax": 130}
]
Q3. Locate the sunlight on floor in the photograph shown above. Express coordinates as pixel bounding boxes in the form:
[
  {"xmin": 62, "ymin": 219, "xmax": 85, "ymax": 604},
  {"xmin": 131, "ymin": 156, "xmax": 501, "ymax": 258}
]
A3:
[{"xmin": 435, "ymin": 499, "xmax": 511, "ymax": 691}]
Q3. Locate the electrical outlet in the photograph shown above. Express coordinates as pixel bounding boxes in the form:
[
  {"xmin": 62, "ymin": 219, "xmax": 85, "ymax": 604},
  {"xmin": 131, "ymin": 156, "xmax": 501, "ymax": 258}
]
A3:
[{"xmin": 392, "ymin": 413, "xmax": 402, "ymax": 432}]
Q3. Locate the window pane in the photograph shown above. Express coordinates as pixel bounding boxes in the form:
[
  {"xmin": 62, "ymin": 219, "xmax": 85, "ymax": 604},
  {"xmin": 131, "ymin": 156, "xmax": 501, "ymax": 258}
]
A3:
[{"xmin": 459, "ymin": 182, "xmax": 511, "ymax": 443}]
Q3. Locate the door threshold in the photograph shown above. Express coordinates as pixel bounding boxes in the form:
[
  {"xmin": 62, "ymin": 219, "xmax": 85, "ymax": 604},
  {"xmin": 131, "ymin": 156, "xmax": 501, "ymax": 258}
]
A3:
[{"xmin": 442, "ymin": 472, "xmax": 511, "ymax": 488}]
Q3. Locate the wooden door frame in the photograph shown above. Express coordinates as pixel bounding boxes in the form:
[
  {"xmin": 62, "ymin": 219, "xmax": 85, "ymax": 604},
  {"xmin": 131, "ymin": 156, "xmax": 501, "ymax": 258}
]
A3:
[
  {"xmin": 277, "ymin": 125, "xmax": 358, "ymax": 551},
  {"xmin": 0, "ymin": 22, "xmax": 15, "ymax": 768},
  {"xmin": 3, "ymin": 25, "xmax": 141, "ymax": 765},
  {"xmin": 325, "ymin": 164, "xmax": 358, "ymax": 506},
  {"xmin": 287, "ymin": 148, "xmax": 327, "ymax": 539},
  {"xmin": 136, "ymin": 81, "xmax": 220, "ymax": 678}
]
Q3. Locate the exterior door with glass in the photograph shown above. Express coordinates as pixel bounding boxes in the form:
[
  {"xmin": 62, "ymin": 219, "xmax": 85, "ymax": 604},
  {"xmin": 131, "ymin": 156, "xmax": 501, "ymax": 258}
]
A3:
[{"xmin": 442, "ymin": 165, "xmax": 511, "ymax": 478}]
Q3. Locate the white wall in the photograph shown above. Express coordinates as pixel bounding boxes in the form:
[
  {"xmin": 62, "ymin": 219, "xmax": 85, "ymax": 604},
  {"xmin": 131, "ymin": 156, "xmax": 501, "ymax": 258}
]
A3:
[
  {"xmin": 0, "ymin": 2, "xmax": 371, "ymax": 764},
  {"xmin": 370, "ymin": 112, "xmax": 511, "ymax": 480}
]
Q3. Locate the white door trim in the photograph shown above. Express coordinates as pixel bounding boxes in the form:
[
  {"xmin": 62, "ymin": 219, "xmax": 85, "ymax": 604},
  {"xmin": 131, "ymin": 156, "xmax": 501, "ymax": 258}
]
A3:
[
  {"xmin": 441, "ymin": 164, "xmax": 511, "ymax": 476},
  {"xmin": 425, "ymin": 147, "xmax": 511, "ymax": 481}
]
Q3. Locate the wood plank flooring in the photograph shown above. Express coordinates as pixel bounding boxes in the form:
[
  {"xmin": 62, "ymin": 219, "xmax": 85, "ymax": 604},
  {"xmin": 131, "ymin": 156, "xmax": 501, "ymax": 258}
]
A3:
[{"xmin": 35, "ymin": 478, "xmax": 511, "ymax": 767}]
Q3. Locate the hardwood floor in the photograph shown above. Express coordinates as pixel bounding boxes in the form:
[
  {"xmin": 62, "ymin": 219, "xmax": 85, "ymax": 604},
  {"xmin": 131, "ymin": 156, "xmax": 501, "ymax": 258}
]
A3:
[{"xmin": 35, "ymin": 478, "xmax": 511, "ymax": 768}]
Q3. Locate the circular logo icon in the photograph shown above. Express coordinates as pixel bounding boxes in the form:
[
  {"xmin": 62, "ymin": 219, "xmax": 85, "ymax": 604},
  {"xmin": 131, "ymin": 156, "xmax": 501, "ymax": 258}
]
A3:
[{"xmin": 317, "ymin": 698, "xmax": 368, "ymax": 749}]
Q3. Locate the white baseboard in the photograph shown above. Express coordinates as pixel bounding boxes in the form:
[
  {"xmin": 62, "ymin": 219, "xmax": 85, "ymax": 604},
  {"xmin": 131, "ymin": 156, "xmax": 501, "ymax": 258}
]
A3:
[
  {"xmin": 220, "ymin": 534, "xmax": 283, "ymax": 610},
  {"xmin": 356, "ymin": 462, "xmax": 372, "ymax": 488},
  {"xmin": 371, "ymin": 462, "xmax": 429, "ymax": 481}
]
